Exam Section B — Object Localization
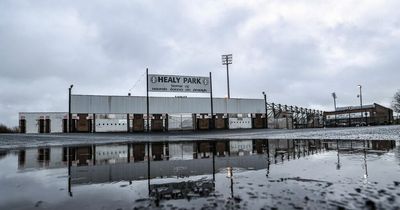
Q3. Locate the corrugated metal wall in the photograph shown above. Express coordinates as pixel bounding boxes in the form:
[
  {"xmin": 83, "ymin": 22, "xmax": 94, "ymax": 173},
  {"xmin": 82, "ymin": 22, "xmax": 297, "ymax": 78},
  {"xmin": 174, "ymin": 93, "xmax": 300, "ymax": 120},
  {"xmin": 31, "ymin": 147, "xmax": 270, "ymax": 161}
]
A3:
[{"xmin": 71, "ymin": 95, "xmax": 264, "ymax": 114}]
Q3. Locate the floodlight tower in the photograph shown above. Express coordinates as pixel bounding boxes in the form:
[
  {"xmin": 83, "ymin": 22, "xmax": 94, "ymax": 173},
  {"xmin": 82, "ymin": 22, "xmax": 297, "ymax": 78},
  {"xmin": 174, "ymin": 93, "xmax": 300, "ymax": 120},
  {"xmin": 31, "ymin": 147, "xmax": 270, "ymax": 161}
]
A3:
[
  {"xmin": 332, "ymin": 92, "xmax": 337, "ymax": 126},
  {"xmin": 222, "ymin": 54, "xmax": 232, "ymax": 99},
  {"xmin": 332, "ymin": 92, "xmax": 337, "ymax": 111},
  {"xmin": 357, "ymin": 85, "xmax": 363, "ymax": 124}
]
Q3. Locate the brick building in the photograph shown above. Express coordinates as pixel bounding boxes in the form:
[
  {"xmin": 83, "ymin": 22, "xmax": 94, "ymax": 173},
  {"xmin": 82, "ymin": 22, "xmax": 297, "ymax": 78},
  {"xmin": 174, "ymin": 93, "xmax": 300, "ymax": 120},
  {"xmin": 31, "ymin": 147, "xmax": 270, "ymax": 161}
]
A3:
[{"xmin": 324, "ymin": 103, "xmax": 393, "ymax": 127}]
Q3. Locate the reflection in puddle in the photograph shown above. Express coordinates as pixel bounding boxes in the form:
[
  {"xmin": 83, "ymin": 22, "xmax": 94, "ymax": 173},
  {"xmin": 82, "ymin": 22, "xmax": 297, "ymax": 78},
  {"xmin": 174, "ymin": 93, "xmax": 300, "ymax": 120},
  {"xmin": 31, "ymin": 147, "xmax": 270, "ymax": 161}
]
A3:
[{"xmin": 1, "ymin": 139, "xmax": 400, "ymax": 209}]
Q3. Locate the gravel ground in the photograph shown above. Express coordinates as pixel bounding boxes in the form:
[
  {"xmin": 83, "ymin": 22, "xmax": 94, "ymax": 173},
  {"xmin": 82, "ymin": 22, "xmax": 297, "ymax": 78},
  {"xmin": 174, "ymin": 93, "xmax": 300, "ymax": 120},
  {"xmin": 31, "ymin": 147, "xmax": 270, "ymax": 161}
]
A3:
[{"xmin": 0, "ymin": 125, "xmax": 399, "ymax": 149}]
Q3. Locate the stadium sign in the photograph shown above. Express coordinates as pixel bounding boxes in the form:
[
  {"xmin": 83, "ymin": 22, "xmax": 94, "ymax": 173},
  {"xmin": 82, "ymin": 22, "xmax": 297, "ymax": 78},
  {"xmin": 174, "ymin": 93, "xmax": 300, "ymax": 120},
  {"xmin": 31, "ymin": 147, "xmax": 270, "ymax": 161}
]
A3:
[{"xmin": 148, "ymin": 74, "xmax": 210, "ymax": 93}]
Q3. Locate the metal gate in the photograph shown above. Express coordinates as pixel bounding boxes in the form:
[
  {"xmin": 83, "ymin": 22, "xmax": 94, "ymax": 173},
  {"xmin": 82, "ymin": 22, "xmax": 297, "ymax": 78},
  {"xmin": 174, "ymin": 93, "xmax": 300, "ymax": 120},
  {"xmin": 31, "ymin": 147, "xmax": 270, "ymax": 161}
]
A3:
[{"xmin": 168, "ymin": 114, "xmax": 194, "ymax": 131}]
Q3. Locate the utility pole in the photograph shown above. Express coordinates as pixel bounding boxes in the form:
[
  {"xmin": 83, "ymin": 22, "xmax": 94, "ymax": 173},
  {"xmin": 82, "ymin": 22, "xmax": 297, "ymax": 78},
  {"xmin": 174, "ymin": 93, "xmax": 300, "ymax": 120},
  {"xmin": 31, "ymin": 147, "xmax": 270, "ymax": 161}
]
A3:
[{"xmin": 221, "ymin": 54, "xmax": 232, "ymax": 99}]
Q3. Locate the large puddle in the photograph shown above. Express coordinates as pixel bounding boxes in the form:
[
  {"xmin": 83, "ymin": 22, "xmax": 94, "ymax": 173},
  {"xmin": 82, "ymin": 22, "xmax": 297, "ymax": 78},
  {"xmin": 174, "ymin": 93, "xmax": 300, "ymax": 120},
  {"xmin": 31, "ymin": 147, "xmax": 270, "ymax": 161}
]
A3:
[{"xmin": 0, "ymin": 139, "xmax": 399, "ymax": 209}]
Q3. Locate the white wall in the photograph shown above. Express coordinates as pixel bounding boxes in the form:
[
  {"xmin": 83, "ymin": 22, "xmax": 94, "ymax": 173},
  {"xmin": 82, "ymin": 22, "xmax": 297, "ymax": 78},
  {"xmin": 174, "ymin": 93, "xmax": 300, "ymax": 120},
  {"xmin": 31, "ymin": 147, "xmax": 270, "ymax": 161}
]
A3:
[
  {"xmin": 50, "ymin": 115, "xmax": 64, "ymax": 133},
  {"xmin": 168, "ymin": 143, "xmax": 194, "ymax": 160},
  {"xmin": 49, "ymin": 147, "xmax": 64, "ymax": 168},
  {"xmin": 22, "ymin": 148, "xmax": 38, "ymax": 169},
  {"xmin": 95, "ymin": 119, "xmax": 127, "ymax": 132},
  {"xmin": 19, "ymin": 112, "xmax": 67, "ymax": 134},
  {"xmin": 168, "ymin": 114, "xmax": 194, "ymax": 131},
  {"xmin": 24, "ymin": 114, "xmax": 38, "ymax": 134},
  {"xmin": 229, "ymin": 140, "xmax": 253, "ymax": 156},
  {"xmin": 228, "ymin": 117, "xmax": 252, "ymax": 129},
  {"xmin": 18, "ymin": 147, "xmax": 64, "ymax": 169},
  {"xmin": 96, "ymin": 145, "xmax": 128, "ymax": 164}
]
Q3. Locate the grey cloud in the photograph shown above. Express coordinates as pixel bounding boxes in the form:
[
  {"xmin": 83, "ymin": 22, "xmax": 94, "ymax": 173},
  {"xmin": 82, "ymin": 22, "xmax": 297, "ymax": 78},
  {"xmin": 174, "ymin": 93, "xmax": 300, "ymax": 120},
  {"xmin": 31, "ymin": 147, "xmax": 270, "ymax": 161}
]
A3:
[{"xmin": 1, "ymin": 0, "xmax": 399, "ymax": 126}]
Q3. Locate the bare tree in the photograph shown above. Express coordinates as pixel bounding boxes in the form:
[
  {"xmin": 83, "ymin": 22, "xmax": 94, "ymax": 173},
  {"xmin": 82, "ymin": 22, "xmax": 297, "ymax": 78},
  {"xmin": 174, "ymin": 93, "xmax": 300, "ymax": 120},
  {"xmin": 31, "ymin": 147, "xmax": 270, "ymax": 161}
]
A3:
[
  {"xmin": 0, "ymin": 124, "xmax": 19, "ymax": 133},
  {"xmin": 393, "ymin": 90, "xmax": 400, "ymax": 113}
]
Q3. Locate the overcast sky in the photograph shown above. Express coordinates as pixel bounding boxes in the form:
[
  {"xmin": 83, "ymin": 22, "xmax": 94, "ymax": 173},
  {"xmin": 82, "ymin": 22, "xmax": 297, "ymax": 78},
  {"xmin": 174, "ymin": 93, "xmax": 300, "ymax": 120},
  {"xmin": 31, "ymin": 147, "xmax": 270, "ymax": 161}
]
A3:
[{"xmin": 1, "ymin": 0, "xmax": 399, "ymax": 126}]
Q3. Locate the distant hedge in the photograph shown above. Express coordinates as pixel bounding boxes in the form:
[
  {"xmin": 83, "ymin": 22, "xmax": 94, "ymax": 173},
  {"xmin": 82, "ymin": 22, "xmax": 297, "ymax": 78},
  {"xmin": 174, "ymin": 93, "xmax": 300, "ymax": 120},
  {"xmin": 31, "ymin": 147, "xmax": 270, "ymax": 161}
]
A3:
[{"xmin": 0, "ymin": 124, "xmax": 19, "ymax": 133}]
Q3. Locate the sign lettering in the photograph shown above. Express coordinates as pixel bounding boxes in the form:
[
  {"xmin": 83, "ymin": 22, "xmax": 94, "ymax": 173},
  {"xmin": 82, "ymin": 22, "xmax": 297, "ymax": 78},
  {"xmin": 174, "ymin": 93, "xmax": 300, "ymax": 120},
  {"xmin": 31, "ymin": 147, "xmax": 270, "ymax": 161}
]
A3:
[{"xmin": 148, "ymin": 74, "xmax": 210, "ymax": 93}]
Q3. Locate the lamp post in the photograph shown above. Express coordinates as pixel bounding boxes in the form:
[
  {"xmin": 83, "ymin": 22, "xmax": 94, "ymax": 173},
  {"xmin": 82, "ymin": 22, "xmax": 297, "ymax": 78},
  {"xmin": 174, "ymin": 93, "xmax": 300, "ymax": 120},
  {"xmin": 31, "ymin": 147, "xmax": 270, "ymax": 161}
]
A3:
[
  {"xmin": 262, "ymin": 91, "xmax": 268, "ymax": 128},
  {"xmin": 68, "ymin": 84, "xmax": 73, "ymax": 133},
  {"xmin": 222, "ymin": 54, "xmax": 232, "ymax": 99},
  {"xmin": 357, "ymin": 85, "xmax": 363, "ymax": 125}
]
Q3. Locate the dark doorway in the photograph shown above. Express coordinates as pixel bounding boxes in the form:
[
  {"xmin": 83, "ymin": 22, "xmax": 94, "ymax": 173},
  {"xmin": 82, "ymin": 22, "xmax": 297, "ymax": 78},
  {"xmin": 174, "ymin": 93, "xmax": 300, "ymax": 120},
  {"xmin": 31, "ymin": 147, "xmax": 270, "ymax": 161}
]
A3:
[
  {"xmin": 63, "ymin": 119, "xmax": 68, "ymax": 133},
  {"xmin": 19, "ymin": 119, "xmax": 26, "ymax": 133},
  {"xmin": 38, "ymin": 148, "xmax": 50, "ymax": 162},
  {"xmin": 38, "ymin": 119, "xmax": 45, "ymax": 133},
  {"xmin": 18, "ymin": 150, "xmax": 26, "ymax": 166},
  {"xmin": 133, "ymin": 144, "xmax": 146, "ymax": 162},
  {"xmin": 152, "ymin": 143, "xmax": 164, "ymax": 161},
  {"xmin": 45, "ymin": 119, "xmax": 51, "ymax": 133}
]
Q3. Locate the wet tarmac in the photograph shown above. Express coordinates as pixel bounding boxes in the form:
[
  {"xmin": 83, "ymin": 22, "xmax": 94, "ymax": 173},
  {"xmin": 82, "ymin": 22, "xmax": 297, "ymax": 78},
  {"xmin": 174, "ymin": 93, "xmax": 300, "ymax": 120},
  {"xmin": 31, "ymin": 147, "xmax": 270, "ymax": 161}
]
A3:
[
  {"xmin": 0, "ymin": 139, "xmax": 400, "ymax": 209},
  {"xmin": 1, "ymin": 125, "xmax": 400, "ymax": 149}
]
